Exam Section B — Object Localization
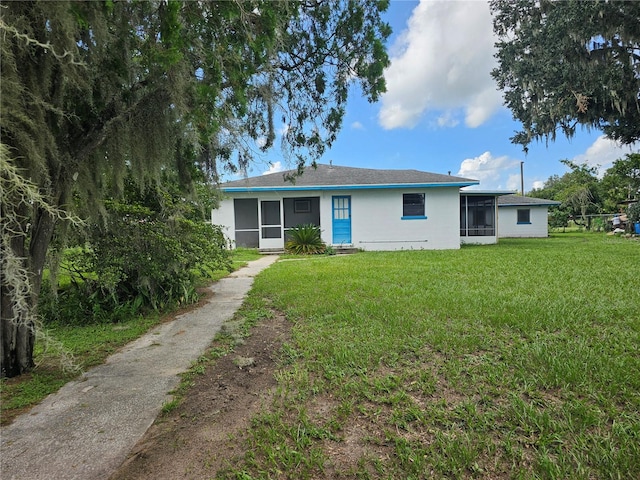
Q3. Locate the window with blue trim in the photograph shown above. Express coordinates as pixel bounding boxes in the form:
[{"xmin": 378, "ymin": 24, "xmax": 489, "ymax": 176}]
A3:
[
  {"xmin": 517, "ymin": 209, "xmax": 531, "ymax": 224},
  {"xmin": 402, "ymin": 193, "xmax": 425, "ymax": 218}
]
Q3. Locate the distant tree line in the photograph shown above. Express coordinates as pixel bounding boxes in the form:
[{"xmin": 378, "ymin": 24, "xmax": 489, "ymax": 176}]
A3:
[{"xmin": 529, "ymin": 153, "xmax": 640, "ymax": 229}]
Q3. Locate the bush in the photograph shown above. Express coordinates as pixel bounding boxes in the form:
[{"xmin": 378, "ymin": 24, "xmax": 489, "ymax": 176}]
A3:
[
  {"xmin": 38, "ymin": 277, "xmax": 144, "ymax": 326},
  {"xmin": 548, "ymin": 208, "xmax": 569, "ymax": 230},
  {"xmin": 627, "ymin": 202, "xmax": 640, "ymax": 224},
  {"xmin": 39, "ymin": 201, "xmax": 231, "ymax": 326},
  {"xmin": 285, "ymin": 224, "xmax": 326, "ymax": 255},
  {"xmin": 88, "ymin": 201, "xmax": 230, "ymax": 310}
]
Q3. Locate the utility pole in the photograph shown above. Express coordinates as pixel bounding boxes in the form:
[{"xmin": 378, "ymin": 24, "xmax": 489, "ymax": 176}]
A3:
[{"xmin": 520, "ymin": 161, "xmax": 524, "ymax": 196}]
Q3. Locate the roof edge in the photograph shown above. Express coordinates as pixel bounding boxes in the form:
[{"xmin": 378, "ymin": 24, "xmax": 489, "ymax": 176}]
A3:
[
  {"xmin": 222, "ymin": 181, "xmax": 480, "ymax": 192},
  {"xmin": 499, "ymin": 201, "xmax": 561, "ymax": 207}
]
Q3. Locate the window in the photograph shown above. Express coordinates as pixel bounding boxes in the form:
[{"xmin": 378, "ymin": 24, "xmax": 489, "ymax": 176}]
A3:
[
  {"xmin": 294, "ymin": 199, "xmax": 311, "ymax": 213},
  {"xmin": 517, "ymin": 209, "xmax": 531, "ymax": 224},
  {"xmin": 402, "ymin": 193, "xmax": 425, "ymax": 218},
  {"xmin": 333, "ymin": 196, "xmax": 350, "ymax": 219},
  {"xmin": 284, "ymin": 197, "xmax": 320, "ymax": 230}
]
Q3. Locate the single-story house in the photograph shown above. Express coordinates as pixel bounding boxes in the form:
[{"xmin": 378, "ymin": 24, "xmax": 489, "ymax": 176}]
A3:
[
  {"xmin": 212, "ymin": 163, "xmax": 521, "ymax": 251},
  {"xmin": 497, "ymin": 194, "xmax": 561, "ymax": 238}
]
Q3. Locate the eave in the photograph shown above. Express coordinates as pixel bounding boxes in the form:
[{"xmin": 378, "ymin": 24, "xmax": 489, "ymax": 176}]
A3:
[{"xmin": 222, "ymin": 181, "xmax": 479, "ymax": 193}]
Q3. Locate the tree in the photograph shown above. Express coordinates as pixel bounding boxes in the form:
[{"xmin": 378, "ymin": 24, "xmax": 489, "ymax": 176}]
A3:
[
  {"xmin": 548, "ymin": 208, "xmax": 569, "ymax": 231},
  {"xmin": 182, "ymin": 0, "xmax": 391, "ymax": 176},
  {"xmin": 0, "ymin": 1, "xmax": 390, "ymax": 377},
  {"xmin": 491, "ymin": 0, "xmax": 640, "ymax": 150},
  {"xmin": 1, "ymin": 1, "xmax": 191, "ymax": 378},
  {"xmin": 1, "ymin": 145, "xmax": 78, "ymax": 377},
  {"xmin": 599, "ymin": 153, "xmax": 640, "ymax": 211},
  {"xmin": 529, "ymin": 160, "xmax": 601, "ymax": 225}
]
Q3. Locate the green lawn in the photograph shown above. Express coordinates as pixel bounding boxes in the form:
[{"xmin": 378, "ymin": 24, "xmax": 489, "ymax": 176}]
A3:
[{"xmin": 221, "ymin": 234, "xmax": 640, "ymax": 479}]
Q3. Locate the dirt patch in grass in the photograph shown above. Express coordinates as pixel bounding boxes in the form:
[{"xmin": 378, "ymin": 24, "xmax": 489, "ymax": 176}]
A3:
[
  {"xmin": 109, "ymin": 311, "xmax": 292, "ymax": 480},
  {"xmin": 107, "ymin": 321, "xmax": 514, "ymax": 479}
]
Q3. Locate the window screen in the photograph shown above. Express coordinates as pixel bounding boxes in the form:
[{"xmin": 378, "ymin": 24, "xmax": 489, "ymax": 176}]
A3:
[
  {"xmin": 517, "ymin": 209, "xmax": 531, "ymax": 223},
  {"xmin": 460, "ymin": 195, "xmax": 495, "ymax": 236},
  {"xmin": 260, "ymin": 201, "xmax": 281, "ymax": 239},
  {"xmin": 403, "ymin": 193, "xmax": 425, "ymax": 217}
]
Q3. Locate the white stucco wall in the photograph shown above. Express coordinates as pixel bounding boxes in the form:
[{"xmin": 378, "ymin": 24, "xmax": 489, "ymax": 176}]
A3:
[
  {"xmin": 460, "ymin": 235, "xmax": 497, "ymax": 245},
  {"xmin": 498, "ymin": 206, "xmax": 550, "ymax": 238},
  {"xmin": 212, "ymin": 197, "xmax": 236, "ymax": 246},
  {"xmin": 341, "ymin": 187, "xmax": 461, "ymax": 250},
  {"xmin": 212, "ymin": 187, "xmax": 463, "ymax": 251}
]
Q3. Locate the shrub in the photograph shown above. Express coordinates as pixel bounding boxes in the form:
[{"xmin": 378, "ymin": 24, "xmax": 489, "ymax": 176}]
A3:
[
  {"xmin": 548, "ymin": 208, "xmax": 569, "ymax": 230},
  {"xmin": 39, "ymin": 202, "xmax": 231, "ymax": 326},
  {"xmin": 88, "ymin": 201, "xmax": 230, "ymax": 310},
  {"xmin": 285, "ymin": 224, "xmax": 326, "ymax": 255},
  {"xmin": 628, "ymin": 202, "xmax": 640, "ymax": 224}
]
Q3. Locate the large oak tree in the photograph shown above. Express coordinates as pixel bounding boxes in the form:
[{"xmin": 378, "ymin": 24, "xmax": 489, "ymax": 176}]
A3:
[
  {"xmin": 490, "ymin": 0, "xmax": 640, "ymax": 150},
  {"xmin": 0, "ymin": 0, "xmax": 390, "ymax": 377}
]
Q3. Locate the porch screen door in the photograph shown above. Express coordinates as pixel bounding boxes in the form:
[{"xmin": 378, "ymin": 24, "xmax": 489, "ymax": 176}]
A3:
[
  {"xmin": 234, "ymin": 198, "xmax": 259, "ymax": 247},
  {"xmin": 260, "ymin": 200, "xmax": 283, "ymax": 250}
]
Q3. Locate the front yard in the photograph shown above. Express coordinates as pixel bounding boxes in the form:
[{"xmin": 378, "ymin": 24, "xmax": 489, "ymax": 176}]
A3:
[
  {"xmin": 4, "ymin": 234, "xmax": 639, "ymax": 479},
  {"xmin": 222, "ymin": 233, "xmax": 639, "ymax": 478}
]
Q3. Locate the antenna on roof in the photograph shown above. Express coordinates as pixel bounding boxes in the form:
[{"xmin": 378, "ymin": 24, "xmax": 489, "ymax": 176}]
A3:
[
  {"xmin": 448, "ymin": 171, "xmax": 451, "ymax": 175},
  {"xmin": 329, "ymin": 159, "xmax": 333, "ymax": 168}
]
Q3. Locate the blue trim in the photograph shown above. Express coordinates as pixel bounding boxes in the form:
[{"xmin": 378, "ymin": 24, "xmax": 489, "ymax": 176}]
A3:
[
  {"xmin": 222, "ymin": 182, "xmax": 478, "ymax": 193},
  {"xmin": 500, "ymin": 203, "xmax": 559, "ymax": 207},
  {"xmin": 517, "ymin": 222, "xmax": 532, "ymax": 225},
  {"xmin": 401, "ymin": 216, "xmax": 427, "ymax": 220}
]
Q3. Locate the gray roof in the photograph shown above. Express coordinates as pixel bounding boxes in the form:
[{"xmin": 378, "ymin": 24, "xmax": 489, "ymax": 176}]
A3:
[
  {"xmin": 221, "ymin": 164, "xmax": 478, "ymax": 191},
  {"xmin": 498, "ymin": 194, "xmax": 561, "ymax": 207}
]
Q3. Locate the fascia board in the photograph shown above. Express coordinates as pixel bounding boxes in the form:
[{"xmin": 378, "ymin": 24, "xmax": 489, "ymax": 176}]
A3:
[{"xmin": 222, "ymin": 182, "xmax": 479, "ymax": 193}]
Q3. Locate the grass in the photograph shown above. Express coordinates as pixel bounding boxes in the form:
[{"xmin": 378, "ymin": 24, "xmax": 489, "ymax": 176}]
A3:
[
  {"xmin": 3, "ymin": 236, "xmax": 639, "ymax": 478},
  {"xmin": 202, "ymin": 247, "xmax": 263, "ymax": 282},
  {"xmin": 0, "ymin": 248, "xmax": 261, "ymax": 425},
  {"xmin": 217, "ymin": 234, "xmax": 640, "ymax": 479}
]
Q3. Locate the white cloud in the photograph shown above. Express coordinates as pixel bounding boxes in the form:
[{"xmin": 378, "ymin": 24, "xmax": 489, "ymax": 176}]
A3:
[
  {"xmin": 457, "ymin": 151, "xmax": 519, "ymax": 187},
  {"xmin": 379, "ymin": 0, "xmax": 502, "ymax": 130},
  {"xmin": 263, "ymin": 161, "xmax": 284, "ymax": 175},
  {"xmin": 351, "ymin": 121, "xmax": 365, "ymax": 130},
  {"xmin": 506, "ymin": 173, "xmax": 522, "ymax": 192},
  {"xmin": 436, "ymin": 111, "xmax": 459, "ymax": 128},
  {"xmin": 571, "ymin": 135, "xmax": 638, "ymax": 175},
  {"xmin": 531, "ymin": 180, "xmax": 545, "ymax": 190}
]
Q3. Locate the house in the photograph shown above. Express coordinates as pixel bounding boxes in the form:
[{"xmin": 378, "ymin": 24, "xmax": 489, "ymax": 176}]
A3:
[
  {"xmin": 497, "ymin": 194, "xmax": 561, "ymax": 238},
  {"xmin": 213, "ymin": 163, "xmax": 523, "ymax": 251}
]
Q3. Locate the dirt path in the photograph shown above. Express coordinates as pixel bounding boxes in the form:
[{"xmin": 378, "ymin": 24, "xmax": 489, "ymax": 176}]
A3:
[{"xmin": 109, "ymin": 312, "xmax": 292, "ymax": 479}]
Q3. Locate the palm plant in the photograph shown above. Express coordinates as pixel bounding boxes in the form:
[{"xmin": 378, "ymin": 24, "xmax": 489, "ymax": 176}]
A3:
[{"xmin": 285, "ymin": 224, "xmax": 326, "ymax": 255}]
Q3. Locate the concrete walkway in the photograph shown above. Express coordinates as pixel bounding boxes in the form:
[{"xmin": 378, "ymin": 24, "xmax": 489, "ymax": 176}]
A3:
[{"xmin": 0, "ymin": 255, "xmax": 278, "ymax": 480}]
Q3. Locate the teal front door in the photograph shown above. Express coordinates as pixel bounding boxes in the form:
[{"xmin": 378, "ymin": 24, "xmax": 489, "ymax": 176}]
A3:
[{"xmin": 332, "ymin": 196, "xmax": 351, "ymax": 244}]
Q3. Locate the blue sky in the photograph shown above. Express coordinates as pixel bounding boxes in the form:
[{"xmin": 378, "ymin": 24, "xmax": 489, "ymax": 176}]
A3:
[{"xmin": 239, "ymin": 0, "xmax": 638, "ymax": 193}]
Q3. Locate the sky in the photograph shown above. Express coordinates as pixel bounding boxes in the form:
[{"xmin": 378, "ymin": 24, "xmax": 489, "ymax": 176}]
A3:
[{"xmin": 236, "ymin": 0, "xmax": 639, "ymax": 193}]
